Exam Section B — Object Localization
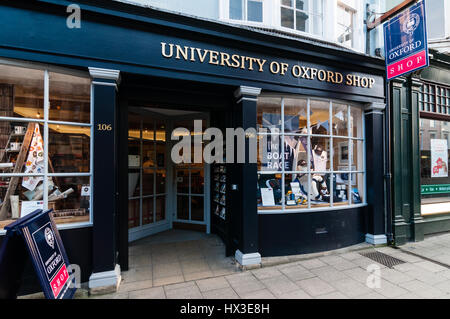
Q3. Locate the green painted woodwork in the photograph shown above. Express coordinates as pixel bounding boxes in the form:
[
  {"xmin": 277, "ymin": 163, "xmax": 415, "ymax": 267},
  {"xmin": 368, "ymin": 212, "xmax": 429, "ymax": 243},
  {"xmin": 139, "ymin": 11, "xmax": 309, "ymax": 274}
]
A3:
[{"xmin": 391, "ymin": 64, "xmax": 450, "ymax": 245}]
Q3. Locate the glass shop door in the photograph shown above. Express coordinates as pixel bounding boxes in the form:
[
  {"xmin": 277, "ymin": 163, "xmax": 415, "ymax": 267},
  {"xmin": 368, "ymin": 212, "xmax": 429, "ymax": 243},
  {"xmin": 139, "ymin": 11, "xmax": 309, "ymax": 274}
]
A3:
[
  {"xmin": 128, "ymin": 112, "xmax": 169, "ymax": 242},
  {"xmin": 128, "ymin": 111, "xmax": 209, "ymax": 242},
  {"xmin": 172, "ymin": 118, "xmax": 209, "ymax": 230}
]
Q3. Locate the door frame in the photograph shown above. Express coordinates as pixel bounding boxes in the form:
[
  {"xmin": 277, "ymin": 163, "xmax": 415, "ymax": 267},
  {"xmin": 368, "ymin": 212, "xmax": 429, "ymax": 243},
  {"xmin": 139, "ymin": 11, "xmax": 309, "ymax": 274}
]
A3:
[{"xmin": 127, "ymin": 107, "xmax": 210, "ymax": 242}]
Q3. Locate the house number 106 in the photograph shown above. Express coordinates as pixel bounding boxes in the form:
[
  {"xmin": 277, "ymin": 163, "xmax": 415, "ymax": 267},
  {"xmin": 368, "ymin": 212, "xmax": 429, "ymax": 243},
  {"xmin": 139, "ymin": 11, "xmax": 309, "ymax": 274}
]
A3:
[{"xmin": 97, "ymin": 124, "xmax": 112, "ymax": 131}]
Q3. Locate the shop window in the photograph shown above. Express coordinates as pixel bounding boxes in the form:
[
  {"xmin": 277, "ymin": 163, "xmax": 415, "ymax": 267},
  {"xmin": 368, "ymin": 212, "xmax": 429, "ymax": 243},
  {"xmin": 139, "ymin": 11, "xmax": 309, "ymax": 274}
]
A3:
[
  {"xmin": 0, "ymin": 63, "xmax": 92, "ymax": 230},
  {"xmin": 257, "ymin": 96, "xmax": 365, "ymax": 213},
  {"xmin": 48, "ymin": 124, "xmax": 90, "ymax": 172},
  {"xmin": 49, "ymin": 72, "xmax": 90, "ymax": 123},
  {"xmin": 229, "ymin": 0, "xmax": 263, "ymax": 22},
  {"xmin": 420, "ymin": 118, "xmax": 450, "ymax": 215},
  {"xmin": 336, "ymin": 1, "xmax": 356, "ymax": 47},
  {"xmin": 0, "ymin": 64, "xmax": 44, "ymax": 119},
  {"xmin": 280, "ymin": 0, "xmax": 323, "ymax": 36}
]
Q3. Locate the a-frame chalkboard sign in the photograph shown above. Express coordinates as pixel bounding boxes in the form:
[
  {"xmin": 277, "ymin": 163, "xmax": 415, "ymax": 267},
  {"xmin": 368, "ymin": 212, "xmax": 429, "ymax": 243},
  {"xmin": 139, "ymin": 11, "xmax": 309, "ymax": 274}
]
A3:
[{"xmin": 0, "ymin": 209, "xmax": 76, "ymax": 299}]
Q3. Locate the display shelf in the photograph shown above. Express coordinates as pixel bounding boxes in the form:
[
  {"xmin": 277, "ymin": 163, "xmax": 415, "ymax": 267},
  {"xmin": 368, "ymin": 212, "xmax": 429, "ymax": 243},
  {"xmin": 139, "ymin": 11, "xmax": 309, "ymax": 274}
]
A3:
[{"xmin": 257, "ymin": 201, "xmax": 351, "ymax": 210}]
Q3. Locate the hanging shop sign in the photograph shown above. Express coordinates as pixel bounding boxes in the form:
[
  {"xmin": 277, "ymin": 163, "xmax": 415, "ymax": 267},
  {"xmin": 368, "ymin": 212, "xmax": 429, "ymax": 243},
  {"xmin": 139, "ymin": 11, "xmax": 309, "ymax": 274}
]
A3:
[
  {"xmin": 384, "ymin": 0, "xmax": 429, "ymax": 80},
  {"xmin": 430, "ymin": 139, "xmax": 448, "ymax": 178},
  {"xmin": 0, "ymin": 209, "xmax": 76, "ymax": 299}
]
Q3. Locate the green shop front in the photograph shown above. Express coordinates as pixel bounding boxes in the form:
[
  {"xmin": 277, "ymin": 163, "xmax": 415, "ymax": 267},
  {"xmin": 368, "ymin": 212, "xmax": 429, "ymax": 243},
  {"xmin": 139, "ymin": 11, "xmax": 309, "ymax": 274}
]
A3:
[{"xmin": 391, "ymin": 49, "xmax": 450, "ymax": 244}]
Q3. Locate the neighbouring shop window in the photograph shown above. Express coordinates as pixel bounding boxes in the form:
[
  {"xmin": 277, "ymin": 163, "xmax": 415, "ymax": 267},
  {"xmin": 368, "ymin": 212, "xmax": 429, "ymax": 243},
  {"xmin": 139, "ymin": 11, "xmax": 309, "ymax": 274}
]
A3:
[
  {"xmin": 257, "ymin": 96, "xmax": 365, "ymax": 212},
  {"xmin": 336, "ymin": 1, "xmax": 356, "ymax": 47},
  {"xmin": 280, "ymin": 0, "xmax": 323, "ymax": 36},
  {"xmin": 0, "ymin": 63, "xmax": 92, "ymax": 230},
  {"xmin": 229, "ymin": 0, "xmax": 263, "ymax": 22},
  {"xmin": 420, "ymin": 82, "xmax": 450, "ymax": 115},
  {"xmin": 420, "ymin": 117, "xmax": 450, "ymax": 215}
]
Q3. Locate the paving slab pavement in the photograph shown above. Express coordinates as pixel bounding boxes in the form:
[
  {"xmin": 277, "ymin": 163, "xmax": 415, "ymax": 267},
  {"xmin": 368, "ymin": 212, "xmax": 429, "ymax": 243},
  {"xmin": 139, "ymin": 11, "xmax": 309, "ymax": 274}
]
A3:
[
  {"xmin": 89, "ymin": 239, "xmax": 450, "ymax": 299},
  {"xmin": 21, "ymin": 230, "xmax": 450, "ymax": 299}
]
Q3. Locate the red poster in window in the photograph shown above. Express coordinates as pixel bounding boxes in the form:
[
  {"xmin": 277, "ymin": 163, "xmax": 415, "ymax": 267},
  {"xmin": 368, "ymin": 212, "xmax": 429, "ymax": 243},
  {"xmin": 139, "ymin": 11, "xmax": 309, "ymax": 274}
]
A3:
[{"xmin": 431, "ymin": 139, "xmax": 448, "ymax": 178}]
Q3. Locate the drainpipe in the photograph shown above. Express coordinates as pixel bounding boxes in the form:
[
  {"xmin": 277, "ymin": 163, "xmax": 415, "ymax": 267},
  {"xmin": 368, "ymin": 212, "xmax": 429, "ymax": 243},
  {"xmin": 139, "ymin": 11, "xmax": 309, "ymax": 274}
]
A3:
[
  {"xmin": 385, "ymin": 81, "xmax": 394, "ymax": 244},
  {"xmin": 365, "ymin": 3, "xmax": 372, "ymax": 55}
]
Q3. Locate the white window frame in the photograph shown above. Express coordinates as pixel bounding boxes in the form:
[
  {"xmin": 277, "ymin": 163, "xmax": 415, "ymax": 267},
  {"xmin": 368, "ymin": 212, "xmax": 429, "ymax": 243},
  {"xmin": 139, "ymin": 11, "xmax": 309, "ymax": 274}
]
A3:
[
  {"xmin": 219, "ymin": 0, "xmax": 366, "ymax": 51},
  {"xmin": 257, "ymin": 94, "xmax": 366, "ymax": 215},
  {"xmin": 0, "ymin": 58, "xmax": 93, "ymax": 234},
  {"xmin": 336, "ymin": 1, "xmax": 356, "ymax": 47},
  {"xmin": 221, "ymin": 0, "xmax": 267, "ymax": 25},
  {"xmin": 278, "ymin": 0, "xmax": 325, "ymax": 38}
]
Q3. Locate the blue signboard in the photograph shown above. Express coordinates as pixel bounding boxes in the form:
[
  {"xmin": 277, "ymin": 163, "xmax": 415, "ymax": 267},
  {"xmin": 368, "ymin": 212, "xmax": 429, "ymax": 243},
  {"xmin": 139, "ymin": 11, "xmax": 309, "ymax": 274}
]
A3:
[
  {"xmin": 0, "ymin": 209, "xmax": 76, "ymax": 299},
  {"xmin": 384, "ymin": 0, "xmax": 429, "ymax": 80}
]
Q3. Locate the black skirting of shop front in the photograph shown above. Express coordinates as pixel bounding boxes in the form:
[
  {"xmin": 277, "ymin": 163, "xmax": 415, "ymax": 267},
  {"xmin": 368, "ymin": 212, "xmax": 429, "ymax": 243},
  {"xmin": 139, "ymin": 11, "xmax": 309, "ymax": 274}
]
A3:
[
  {"xmin": 0, "ymin": 0, "xmax": 388, "ymax": 293},
  {"xmin": 259, "ymin": 207, "xmax": 367, "ymax": 256}
]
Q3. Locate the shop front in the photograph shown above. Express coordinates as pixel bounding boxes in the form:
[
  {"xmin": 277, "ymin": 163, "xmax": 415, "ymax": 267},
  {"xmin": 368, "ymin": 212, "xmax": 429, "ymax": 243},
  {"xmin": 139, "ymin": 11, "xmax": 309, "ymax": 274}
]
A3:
[
  {"xmin": 391, "ymin": 49, "xmax": 450, "ymax": 244},
  {"xmin": 0, "ymin": 0, "xmax": 386, "ymax": 293}
]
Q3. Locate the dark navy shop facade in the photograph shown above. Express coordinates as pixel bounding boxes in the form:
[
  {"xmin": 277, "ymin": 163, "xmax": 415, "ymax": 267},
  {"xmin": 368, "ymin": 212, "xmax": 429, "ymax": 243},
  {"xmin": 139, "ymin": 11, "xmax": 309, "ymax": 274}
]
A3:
[{"xmin": 0, "ymin": 0, "xmax": 387, "ymax": 293}]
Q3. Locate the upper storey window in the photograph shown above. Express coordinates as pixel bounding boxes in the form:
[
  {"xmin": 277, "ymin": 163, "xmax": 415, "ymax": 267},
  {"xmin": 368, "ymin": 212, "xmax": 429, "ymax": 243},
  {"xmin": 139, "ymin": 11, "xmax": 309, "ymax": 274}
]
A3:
[
  {"xmin": 280, "ymin": 0, "xmax": 323, "ymax": 36},
  {"xmin": 229, "ymin": 0, "xmax": 263, "ymax": 22},
  {"xmin": 337, "ymin": 1, "xmax": 356, "ymax": 47}
]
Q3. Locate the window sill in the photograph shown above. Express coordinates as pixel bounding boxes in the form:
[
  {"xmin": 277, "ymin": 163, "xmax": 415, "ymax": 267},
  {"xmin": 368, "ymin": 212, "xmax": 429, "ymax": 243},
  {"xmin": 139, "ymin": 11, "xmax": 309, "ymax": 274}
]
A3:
[
  {"xmin": 421, "ymin": 202, "xmax": 450, "ymax": 216},
  {"xmin": 0, "ymin": 221, "xmax": 93, "ymax": 236},
  {"xmin": 258, "ymin": 203, "xmax": 367, "ymax": 214}
]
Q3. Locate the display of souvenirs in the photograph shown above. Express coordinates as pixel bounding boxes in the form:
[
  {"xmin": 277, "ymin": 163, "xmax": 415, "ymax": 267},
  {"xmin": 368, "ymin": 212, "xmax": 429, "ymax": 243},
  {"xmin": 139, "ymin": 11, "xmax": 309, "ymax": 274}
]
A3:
[
  {"xmin": 336, "ymin": 184, "xmax": 347, "ymax": 201},
  {"xmin": 285, "ymin": 191, "xmax": 296, "ymax": 206},
  {"xmin": 265, "ymin": 179, "xmax": 282, "ymax": 204},
  {"xmin": 22, "ymin": 123, "xmax": 44, "ymax": 191},
  {"xmin": 214, "ymin": 204, "xmax": 220, "ymax": 216},
  {"xmin": 352, "ymin": 188, "xmax": 362, "ymax": 204},
  {"xmin": 212, "ymin": 163, "xmax": 227, "ymax": 220}
]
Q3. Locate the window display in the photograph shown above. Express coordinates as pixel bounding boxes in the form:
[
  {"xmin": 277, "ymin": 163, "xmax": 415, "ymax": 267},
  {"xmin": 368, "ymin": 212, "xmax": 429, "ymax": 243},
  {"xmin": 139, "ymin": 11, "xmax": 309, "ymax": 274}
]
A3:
[
  {"xmin": 257, "ymin": 96, "xmax": 365, "ymax": 213},
  {"xmin": 420, "ymin": 118, "xmax": 450, "ymax": 214},
  {"xmin": 0, "ymin": 63, "xmax": 92, "ymax": 229}
]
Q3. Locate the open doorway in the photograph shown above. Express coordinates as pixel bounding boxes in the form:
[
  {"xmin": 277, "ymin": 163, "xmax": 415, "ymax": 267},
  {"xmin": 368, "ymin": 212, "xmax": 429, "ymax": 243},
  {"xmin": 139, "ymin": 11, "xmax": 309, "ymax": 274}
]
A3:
[{"xmin": 127, "ymin": 107, "xmax": 210, "ymax": 242}]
